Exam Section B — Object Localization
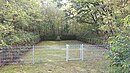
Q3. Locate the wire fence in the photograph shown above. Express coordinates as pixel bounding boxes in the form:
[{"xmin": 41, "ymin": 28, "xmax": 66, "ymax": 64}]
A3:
[{"xmin": 0, "ymin": 44, "xmax": 108, "ymax": 66}]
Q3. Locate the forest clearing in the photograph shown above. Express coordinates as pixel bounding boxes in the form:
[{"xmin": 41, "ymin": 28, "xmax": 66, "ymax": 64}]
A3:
[{"xmin": 0, "ymin": 0, "xmax": 129, "ymax": 73}]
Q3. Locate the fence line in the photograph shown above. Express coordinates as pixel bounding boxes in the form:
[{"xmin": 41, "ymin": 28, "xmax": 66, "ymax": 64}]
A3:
[{"xmin": 0, "ymin": 44, "xmax": 108, "ymax": 65}]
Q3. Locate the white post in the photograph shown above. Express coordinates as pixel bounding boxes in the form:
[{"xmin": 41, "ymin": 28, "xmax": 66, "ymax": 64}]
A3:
[
  {"xmin": 80, "ymin": 44, "xmax": 82, "ymax": 59},
  {"xmin": 81, "ymin": 44, "xmax": 84, "ymax": 60},
  {"xmin": 66, "ymin": 44, "xmax": 69, "ymax": 62},
  {"xmin": 32, "ymin": 45, "xmax": 35, "ymax": 64}
]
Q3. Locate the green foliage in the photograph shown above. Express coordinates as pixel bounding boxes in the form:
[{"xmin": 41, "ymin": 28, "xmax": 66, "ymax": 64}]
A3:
[
  {"xmin": 63, "ymin": 0, "xmax": 113, "ymax": 44},
  {"xmin": 109, "ymin": 33, "xmax": 130, "ymax": 73},
  {"xmin": 0, "ymin": 0, "xmax": 42, "ymax": 47},
  {"xmin": 106, "ymin": 1, "xmax": 130, "ymax": 72},
  {"xmin": 0, "ymin": 0, "xmax": 42, "ymax": 66}
]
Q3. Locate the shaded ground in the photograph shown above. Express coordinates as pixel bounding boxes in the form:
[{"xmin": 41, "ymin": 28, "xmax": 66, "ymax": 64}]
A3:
[{"xmin": 0, "ymin": 40, "xmax": 110, "ymax": 73}]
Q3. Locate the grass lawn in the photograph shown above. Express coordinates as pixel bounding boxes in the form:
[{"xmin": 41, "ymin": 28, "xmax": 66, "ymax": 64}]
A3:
[{"xmin": 0, "ymin": 40, "xmax": 110, "ymax": 73}]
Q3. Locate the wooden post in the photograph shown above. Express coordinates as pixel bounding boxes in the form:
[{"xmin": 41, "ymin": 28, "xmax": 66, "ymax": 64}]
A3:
[
  {"xmin": 32, "ymin": 45, "xmax": 35, "ymax": 64},
  {"xmin": 66, "ymin": 44, "xmax": 69, "ymax": 62}
]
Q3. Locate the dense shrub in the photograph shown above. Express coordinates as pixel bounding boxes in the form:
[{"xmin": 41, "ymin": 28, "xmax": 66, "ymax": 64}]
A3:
[
  {"xmin": 108, "ymin": 15, "xmax": 130, "ymax": 73},
  {"xmin": 0, "ymin": 0, "xmax": 42, "ymax": 66}
]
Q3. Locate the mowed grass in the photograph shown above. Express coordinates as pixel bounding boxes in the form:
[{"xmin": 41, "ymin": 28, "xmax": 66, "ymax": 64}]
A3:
[{"xmin": 0, "ymin": 40, "xmax": 110, "ymax": 73}]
